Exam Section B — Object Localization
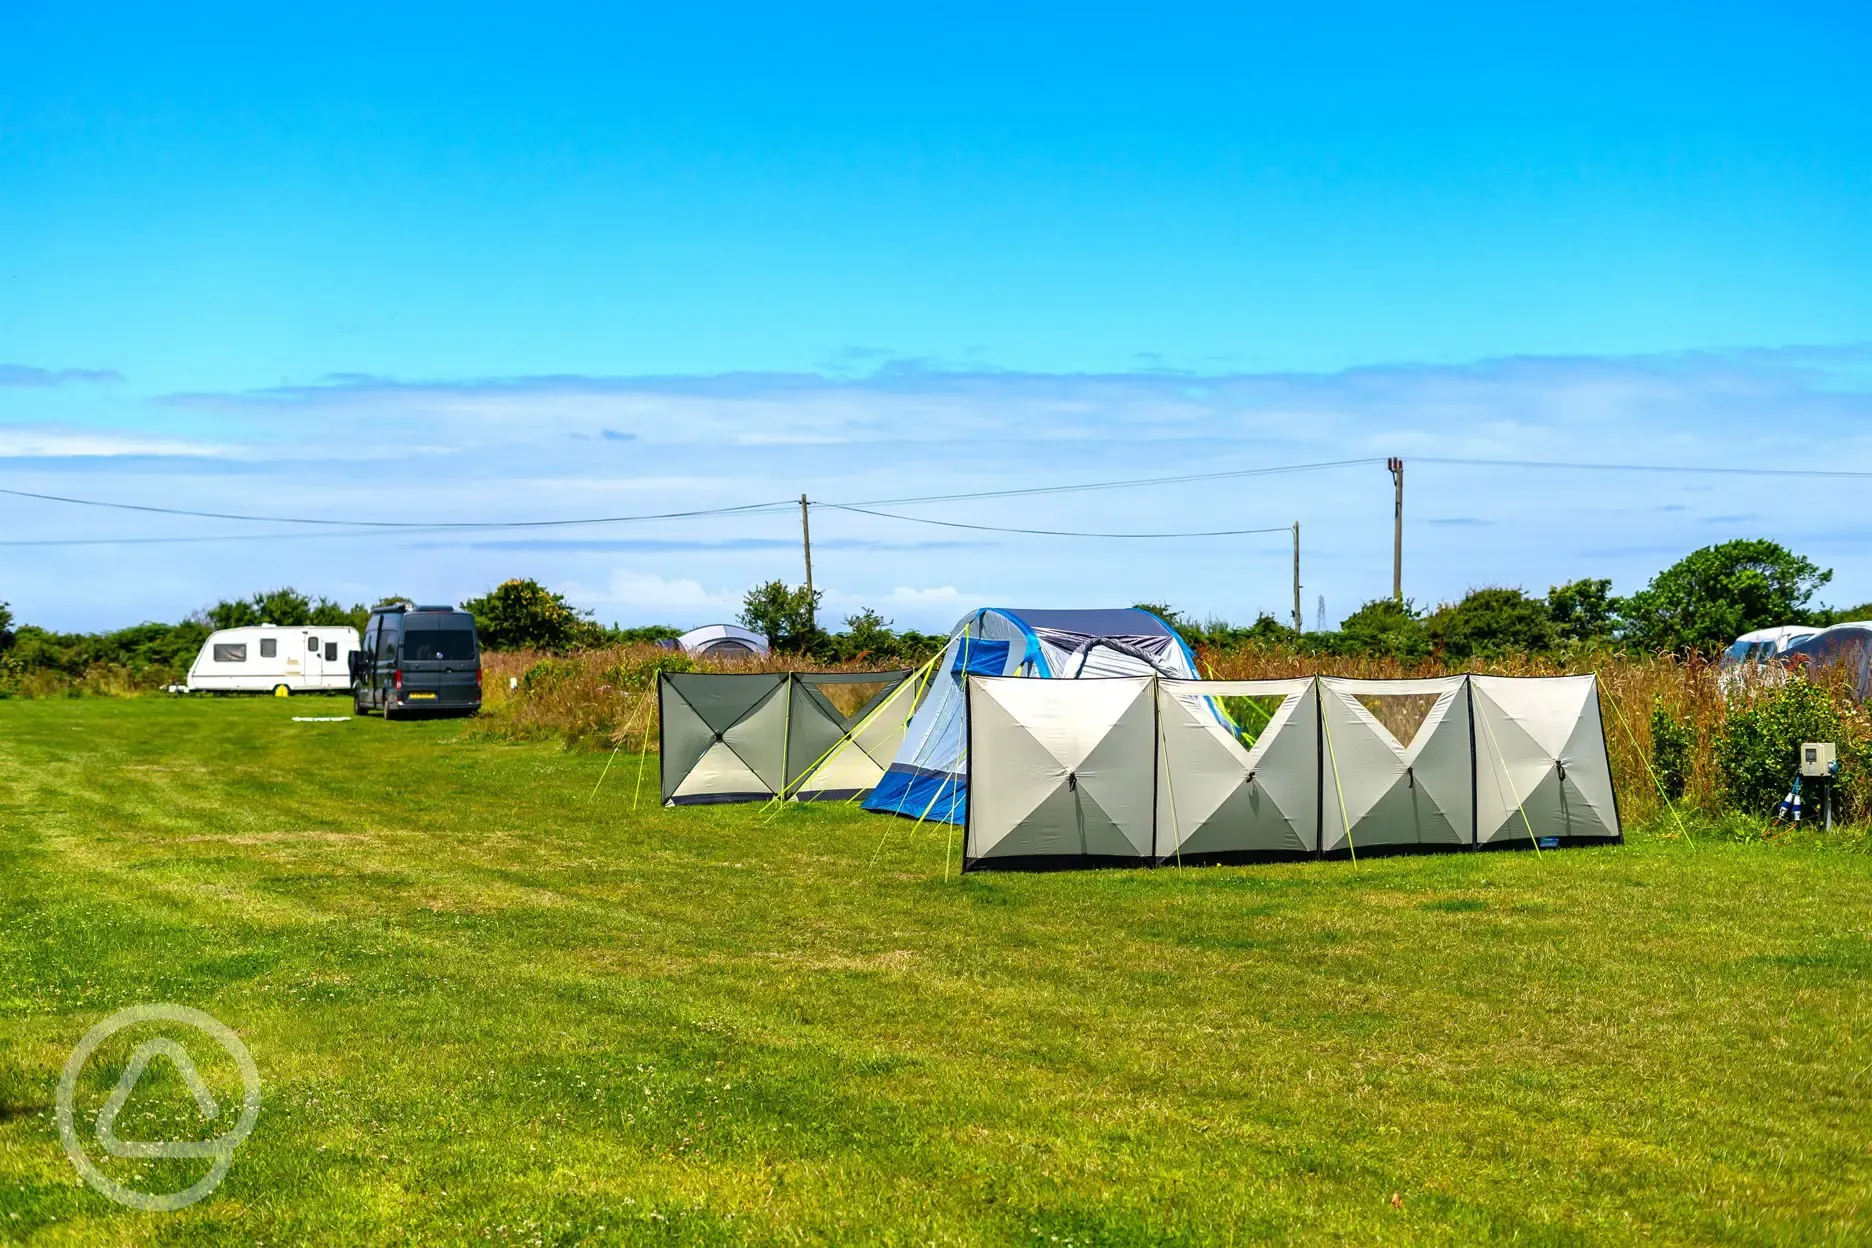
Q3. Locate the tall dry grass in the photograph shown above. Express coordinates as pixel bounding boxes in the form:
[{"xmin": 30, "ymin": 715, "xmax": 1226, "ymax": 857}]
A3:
[
  {"xmin": 1195, "ymin": 645, "xmax": 1723, "ymax": 827},
  {"xmin": 466, "ymin": 645, "xmax": 918, "ymax": 752},
  {"xmin": 468, "ymin": 641, "xmax": 1872, "ymax": 829},
  {"xmin": 0, "ymin": 662, "xmax": 152, "ymax": 699}
]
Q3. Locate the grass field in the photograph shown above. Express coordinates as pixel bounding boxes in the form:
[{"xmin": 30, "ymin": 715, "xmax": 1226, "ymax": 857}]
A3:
[{"xmin": 2, "ymin": 697, "xmax": 1870, "ymax": 1245}]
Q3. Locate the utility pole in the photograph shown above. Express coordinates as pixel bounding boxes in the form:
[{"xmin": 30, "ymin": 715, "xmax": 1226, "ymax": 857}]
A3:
[
  {"xmin": 1386, "ymin": 457, "xmax": 1404, "ymax": 602},
  {"xmin": 1291, "ymin": 521, "xmax": 1303, "ymax": 633},
  {"xmin": 799, "ymin": 494, "xmax": 815, "ymax": 631}
]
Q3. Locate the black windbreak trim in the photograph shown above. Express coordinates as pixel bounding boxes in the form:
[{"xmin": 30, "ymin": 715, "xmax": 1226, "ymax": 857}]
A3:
[{"xmin": 962, "ymin": 853, "xmax": 1147, "ymax": 874}]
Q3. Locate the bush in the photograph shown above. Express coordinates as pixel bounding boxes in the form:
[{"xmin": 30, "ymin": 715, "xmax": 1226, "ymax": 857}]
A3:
[
  {"xmin": 1427, "ymin": 588, "xmax": 1556, "ymax": 659},
  {"xmin": 1335, "ymin": 598, "xmax": 1430, "ymax": 660},
  {"xmin": 200, "ymin": 588, "xmax": 363, "ymax": 632},
  {"xmin": 1618, "ymin": 539, "xmax": 1830, "ymax": 656},
  {"xmin": 463, "ymin": 579, "xmax": 598, "ymax": 652},
  {"xmin": 739, "ymin": 581, "xmax": 821, "ymax": 652},
  {"xmin": 1717, "ymin": 677, "xmax": 1846, "ymax": 817},
  {"xmin": 1651, "ymin": 700, "xmax": 1692, "ymax": 801}
]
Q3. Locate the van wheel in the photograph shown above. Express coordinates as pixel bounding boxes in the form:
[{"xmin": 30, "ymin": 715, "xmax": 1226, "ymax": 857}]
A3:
[
  {"xmin": 383, "ymin": 699, "xmax": 400, "ymax": 722},
  {"xmin": 272, "ymin": 684, "xmax": 291, "ymax": 698}
]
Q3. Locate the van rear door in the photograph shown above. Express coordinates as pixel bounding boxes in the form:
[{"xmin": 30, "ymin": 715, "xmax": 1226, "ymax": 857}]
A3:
[{"xmin": 399, "ymin": 616, "xmax": 479, "ymax": 707}]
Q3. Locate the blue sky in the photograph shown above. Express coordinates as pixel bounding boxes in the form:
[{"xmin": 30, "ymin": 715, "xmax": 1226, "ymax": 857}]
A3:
[{"xmin": 3, "ymin": 3, "xmax": 1870, "ymax": 631}]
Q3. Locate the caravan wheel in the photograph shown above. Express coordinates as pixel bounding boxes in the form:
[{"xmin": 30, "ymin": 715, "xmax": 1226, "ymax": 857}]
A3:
[{"xmin": 272, "ymin": 684, "xmax": 291, "ymax": 698}]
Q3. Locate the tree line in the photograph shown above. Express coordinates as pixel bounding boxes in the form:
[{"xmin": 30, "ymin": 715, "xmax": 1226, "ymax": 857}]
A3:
[
  {"xmin": 1156, "ymin": 538, "xmax": 1869, "ymax": 661},
  {"xmin": 3, "ymin": 539, "xmax": 1869, "ymax": 692}
]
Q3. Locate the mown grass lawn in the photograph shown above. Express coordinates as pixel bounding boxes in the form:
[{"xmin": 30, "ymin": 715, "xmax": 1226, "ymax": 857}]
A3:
[{"xmin": 1, "ymin": 696, "xmax": 1869, "ymax": 1246}]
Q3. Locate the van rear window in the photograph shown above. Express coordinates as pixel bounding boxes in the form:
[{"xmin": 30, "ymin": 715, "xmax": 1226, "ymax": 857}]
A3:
[
  {"xmin": 213, "ymin": 644, "xmax": 247, "ymax": 662},
  {"xmin": 403, "ymin": 629, "xmax": 476, "ymax": 661}
]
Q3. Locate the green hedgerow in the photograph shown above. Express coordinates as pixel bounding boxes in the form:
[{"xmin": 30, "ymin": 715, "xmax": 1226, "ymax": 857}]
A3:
[
  {"xmin": 1718, "ymin": 677, "xmax": 1844, "ymax": 818},
  {"xmin": 1650, "ymin": 699, "xmax": 1693, "ymax": 801}
]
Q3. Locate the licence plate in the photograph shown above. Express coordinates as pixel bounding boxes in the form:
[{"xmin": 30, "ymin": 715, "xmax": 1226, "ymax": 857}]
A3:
[{"xmin": 407, "ymin": 692, "xmax": 437, "ymax": 700}]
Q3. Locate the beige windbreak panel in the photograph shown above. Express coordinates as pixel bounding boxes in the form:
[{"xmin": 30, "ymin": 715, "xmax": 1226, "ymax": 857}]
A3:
[
  {"xmin": 965, "ymin": 675, "xmax": 1155, "ymax": 868},
  {"xmin": 1470, "ymin": 675, "xmax": 1621, "ymax": 845},
  {"xmin": 1155, "ymin": 678, "xmax": 1318, "ymax": 859},
  {"xmin": 1319, "ymin": 676, "xmax": 1472, "ymax": 851}
]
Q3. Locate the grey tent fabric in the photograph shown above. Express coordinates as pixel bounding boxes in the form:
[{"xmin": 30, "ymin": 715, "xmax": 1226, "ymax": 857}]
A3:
[
  {"xmin": 1155, "ymin": 678, "xmax": 1319, "ymax": 861},
  {"xmin": 659, "ymin": 670, "xmax": 912, "ymax": 805},
  {"xmin": 661, "ymin": 673, "xmax": 788, "ymax": 804},
  {"xmin": 788, "ymin": 672, "xmax": 920, "ymax": 800},
  {"xmin": 1471, "ymin": 675, "xmax": 1621, "ymax": 845},
  {"xmin": 965, "ymin": 675, "xmax": 1156, "ymax": 868},
  {"xmin": 1319, "ymin": 676, "xmax": 1473, "ymax": 852},
  {"xmin": 958, "ymin": 672, "xmax": 1620, "ymax": 870}
]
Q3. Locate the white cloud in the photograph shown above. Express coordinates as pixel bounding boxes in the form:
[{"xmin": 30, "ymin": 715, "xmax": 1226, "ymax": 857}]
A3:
[
  {"xmin": 0, "ymin": 428, "xmax": 235, "ymax": 458},
  {"xmin": 11, "ymin": 347, "xmax": 1872, "ymax": 630},
  {"xmin": 885, "ymin": 585, "xmax": 965, "ymax": 605},
  {"xmin": 560, "ymin": 569, "xmax": 739, "ymax": 614}
]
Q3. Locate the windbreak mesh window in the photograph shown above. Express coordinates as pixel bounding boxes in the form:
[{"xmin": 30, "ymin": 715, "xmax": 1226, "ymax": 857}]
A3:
[
  {"xmin": 260, "ymin": 638, "xmax": 278, "ymax": 659},
  {"xmin": 1353, "ymin": 692, "xmax": 1440, "ymax": 748},
  {"xmin": 213, "ymin": 644, "xmax": 247, "ymax": 662},
  {"xmin": 403, "ymin": 629, "xmax": 476, "ymax": 661},
  {"xmin": 1215, "ymin": 694, "xmax": 1287, "ymax": 749}
]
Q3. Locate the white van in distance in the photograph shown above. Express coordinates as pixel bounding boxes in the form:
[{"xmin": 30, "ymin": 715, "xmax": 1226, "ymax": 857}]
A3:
[{"xmin": 182, "ymin": 625, "xmax": 361, "ymax": 695}]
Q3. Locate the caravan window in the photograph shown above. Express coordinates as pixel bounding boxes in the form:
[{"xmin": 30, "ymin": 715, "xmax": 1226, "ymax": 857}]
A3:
[
  {"xmin": 260, "ymin": 638, "xmax": 278, "ymax": 659},
  {"xmin": 307, "ymin": 636, "xmax": 319, "ymax": 652},
  {"xmin": 212, "ymin": 643, "xmax": 247, "ymax": 663},
  {"xmin": 324, "ymin": 642, "xmax": 338, "ymax": 661}
]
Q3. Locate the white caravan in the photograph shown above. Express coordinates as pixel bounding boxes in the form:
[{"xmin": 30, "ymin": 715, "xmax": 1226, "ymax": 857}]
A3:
[
  {"xmin": 1721, "ymin": 625, "xmax": 1818, "ymax": 668},
  {"xmin": 1719, "ymin": 624, "xmax": 1820, "ymax": 694},
  {"xmin": 184, "ymin": 625, "xmax": 361, "ymax": 695}
]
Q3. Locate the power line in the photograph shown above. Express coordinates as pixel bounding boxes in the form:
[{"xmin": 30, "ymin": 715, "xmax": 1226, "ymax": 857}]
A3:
[
  {"xmin": 14, "ymin": 451, "xmax": 1872, "ymax": 547},
  {"xmin": 0, "ymin": 459, "xmax": 1377, "ymax": 530},
  {"xmin": 835, "ymin": 458, "xmax": 1380, "ymax": 506},
  {"xmin": 0, "ymin": 528, "xmax": 507, "ymax": 548},
  {"xmin": 820, "ymin": 503, "xmax": 1292, "ymax": 539},
  {"xmin": 0, "ymin": 486, "xmax": 797, "ymax": 529},
  {"xmin": 1415, "ymin": 456, "xmax": 1872, "ymax": 480}
]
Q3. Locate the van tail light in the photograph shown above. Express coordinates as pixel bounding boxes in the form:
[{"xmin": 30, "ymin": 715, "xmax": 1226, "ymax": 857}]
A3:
[
  {"xmin": 476, "ymin": 667, "xmax": 483, "ymax": 687},
  {"xmin": 394, "ymin": 669, "xmax": 403, "ymax": 690}
]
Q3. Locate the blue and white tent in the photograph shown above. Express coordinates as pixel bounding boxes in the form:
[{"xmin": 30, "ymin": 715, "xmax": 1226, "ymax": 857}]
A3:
[{"xmin": 863, "ymin": 607, "xmax": 1200, "ymax": 823}]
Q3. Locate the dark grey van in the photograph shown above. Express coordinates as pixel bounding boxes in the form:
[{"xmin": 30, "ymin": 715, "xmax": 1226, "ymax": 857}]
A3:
[{"xmin": 352, "ymin": 603, "xmax": 482, "ymax": 718}]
